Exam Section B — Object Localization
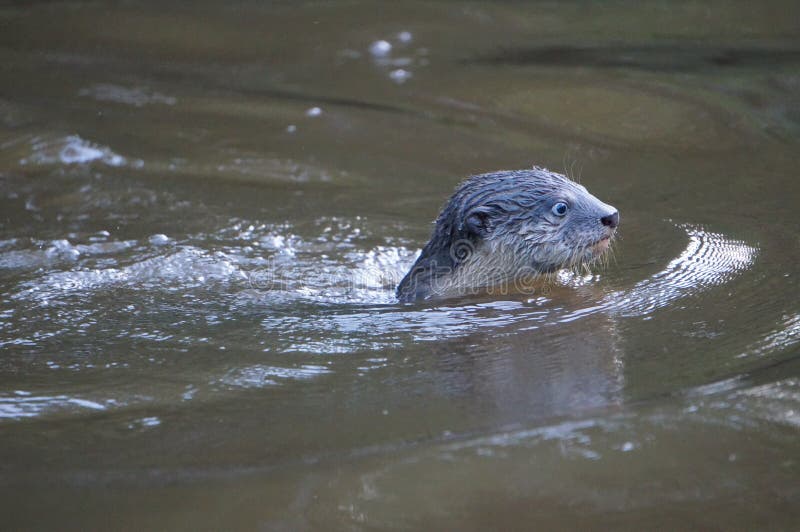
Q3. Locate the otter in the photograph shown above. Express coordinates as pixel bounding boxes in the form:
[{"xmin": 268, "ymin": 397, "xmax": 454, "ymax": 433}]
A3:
[{"xmin": 396, "ymin": 167, "xmax": 619, "ymax": 302}]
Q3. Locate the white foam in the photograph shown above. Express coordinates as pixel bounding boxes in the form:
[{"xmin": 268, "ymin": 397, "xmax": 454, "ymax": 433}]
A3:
[{"xmin": 20, "ymin": 135, "xmax": 131, "ymax": 167}]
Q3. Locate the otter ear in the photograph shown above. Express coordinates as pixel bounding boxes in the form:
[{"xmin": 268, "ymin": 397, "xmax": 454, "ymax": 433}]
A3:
[{"xmin": 463, "ymin": 207, "xmax": 494, "ymax": 238}]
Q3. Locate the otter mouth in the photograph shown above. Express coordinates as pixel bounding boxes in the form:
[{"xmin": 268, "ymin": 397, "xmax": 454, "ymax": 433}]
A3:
[{"xmin": 588, "ymin": 235, "xmax": 613, "ymax": 257}]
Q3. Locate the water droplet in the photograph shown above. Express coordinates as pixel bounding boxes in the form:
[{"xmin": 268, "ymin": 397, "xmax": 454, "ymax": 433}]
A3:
[
  {"xmin": 389, "ymin": 69, "xmax": 412, "ymax": 84},
  {"xmin": 397, "ymin": 31, "xmax": 413, "ymax": 43},
  {"xmin": 149, "ymin": 234, "xmax": 170, "ymax": 245},
  {"xmin": 369, "ymin": 40, "xmax": 392, "ymax": 57}
]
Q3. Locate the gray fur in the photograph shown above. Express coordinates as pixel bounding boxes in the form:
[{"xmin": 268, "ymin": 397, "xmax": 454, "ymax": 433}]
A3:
[{"xmin": 396, "ymin": 167, "xmax": 618, "ymax": 302}]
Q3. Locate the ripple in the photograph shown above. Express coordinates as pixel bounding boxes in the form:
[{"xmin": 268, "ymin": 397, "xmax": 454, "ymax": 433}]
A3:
[
  {"xmin": 736, "ymin": 313, "xmax": 800, "ymax": 359},
  {"xmin": 78, "ymin": 84, "xmax": 176, "ymax": 107},
  {"xmin": 682, "ymin": 374, "xmax": 800, "ymax": 432},
  {"xmin": 736, "ymin": 378, "xmax": 800, "ymax": 428},
  {"xmin": 215, "ymin": 364, "xmax": 332, "ymax": 390},
  {"xmin": 0, "ymin": 391, "xmax": 107, "ymax": 420},
  {"xmin": 601, "ymin": 225, "xmax": 757, "ymax": 318},
  {"xmin": 256, "ymin": 224, "xmax": 757, "ymax": 353},
  {"xmin": 0, "ymin": 221, "xmax": 759, "ymax": 414},
  {"xmin": 213, "ymin": 157, "xmax": 341, "ymax": 183}
]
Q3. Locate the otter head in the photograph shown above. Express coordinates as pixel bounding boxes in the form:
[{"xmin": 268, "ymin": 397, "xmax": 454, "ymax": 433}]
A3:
[{"xmin": 396, "ymin": 167, "xmax": 619, "ymax": 302}]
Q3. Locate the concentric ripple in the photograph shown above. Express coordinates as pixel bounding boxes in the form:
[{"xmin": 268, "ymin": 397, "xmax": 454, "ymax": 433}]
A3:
[{"xmin": 600, "ymin": 224, "xmax": 758, "ymax": 317}]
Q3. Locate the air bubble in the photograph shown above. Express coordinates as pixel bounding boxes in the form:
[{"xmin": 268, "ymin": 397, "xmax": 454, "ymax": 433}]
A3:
[{"xmin": 369, "ymin": 40, "xmax": 392, "ymax": 57}]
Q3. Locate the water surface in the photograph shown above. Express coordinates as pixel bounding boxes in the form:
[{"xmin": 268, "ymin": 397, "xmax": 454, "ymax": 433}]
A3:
[{"xmin": 1, "ymin": 1, "xmax": 800, "ymax": 529}]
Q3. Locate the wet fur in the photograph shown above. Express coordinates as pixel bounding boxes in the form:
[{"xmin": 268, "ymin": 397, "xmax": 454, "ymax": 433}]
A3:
[{"xmin": 396, "ymin": 167, "xmax": 618, "ymax": 302}]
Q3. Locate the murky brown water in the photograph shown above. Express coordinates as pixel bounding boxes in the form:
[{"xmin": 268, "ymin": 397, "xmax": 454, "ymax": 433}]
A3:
[{"xmin": 2, "ymin": 1, "xmax": 800, "ymax": 529}]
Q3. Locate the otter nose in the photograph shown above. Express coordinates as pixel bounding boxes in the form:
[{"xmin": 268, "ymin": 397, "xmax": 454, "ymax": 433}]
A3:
[{"xmin": 600, "ymin": 211, "xmax": 619, "ymax": 229}]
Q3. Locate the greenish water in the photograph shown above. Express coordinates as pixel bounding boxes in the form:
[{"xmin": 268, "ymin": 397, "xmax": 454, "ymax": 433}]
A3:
[{"xmin": 1, "ymin": 1, "xmax": 799, "ymax": 529}]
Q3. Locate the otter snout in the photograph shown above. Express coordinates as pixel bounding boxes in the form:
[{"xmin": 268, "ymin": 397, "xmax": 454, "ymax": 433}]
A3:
[{"xmin": 601, "ymin": 210, "xmax": 619, "ymax": 229}]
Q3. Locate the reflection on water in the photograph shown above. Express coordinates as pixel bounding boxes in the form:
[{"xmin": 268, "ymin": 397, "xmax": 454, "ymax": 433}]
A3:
[
  {"xmin": 0, "ymin": 391, "xmax": 107, "ymax": 419},
  {"xmin": 1, "ymin": 0, "xmax": 800, "ymax": 529},
  {"xmin": 737, "ymin": 313, "xmax": 800, "ymax": 360}
]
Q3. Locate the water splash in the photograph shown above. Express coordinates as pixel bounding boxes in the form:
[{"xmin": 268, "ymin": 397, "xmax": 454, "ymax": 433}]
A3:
[
  {"xmin": 19, "ymin": 135, "xmax": 136, "ymax": 167},
  {"xmin": 253, "ymin": 224, "xmax": 758, "ymax": 352},
  {"xmin": 0, "ymin": 220, "xmax": 759, "ymax": 418}
]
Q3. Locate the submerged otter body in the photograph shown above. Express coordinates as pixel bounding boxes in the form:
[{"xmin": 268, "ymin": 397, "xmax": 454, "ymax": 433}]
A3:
[{"xmin": 396, "ymin": 167, "xmax": 619, "ymax": 302}]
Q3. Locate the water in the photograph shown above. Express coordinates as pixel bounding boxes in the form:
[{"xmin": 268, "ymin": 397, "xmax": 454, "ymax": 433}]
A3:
[{"xmin": 1, "ymin": 1, "xmax": 800, "ymax": 529}]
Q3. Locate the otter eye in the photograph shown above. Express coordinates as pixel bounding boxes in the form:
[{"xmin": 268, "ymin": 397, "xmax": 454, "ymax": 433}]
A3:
[{"xmin": 551, "ymin": 202, "xmax": 568, "ymax": 217}]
